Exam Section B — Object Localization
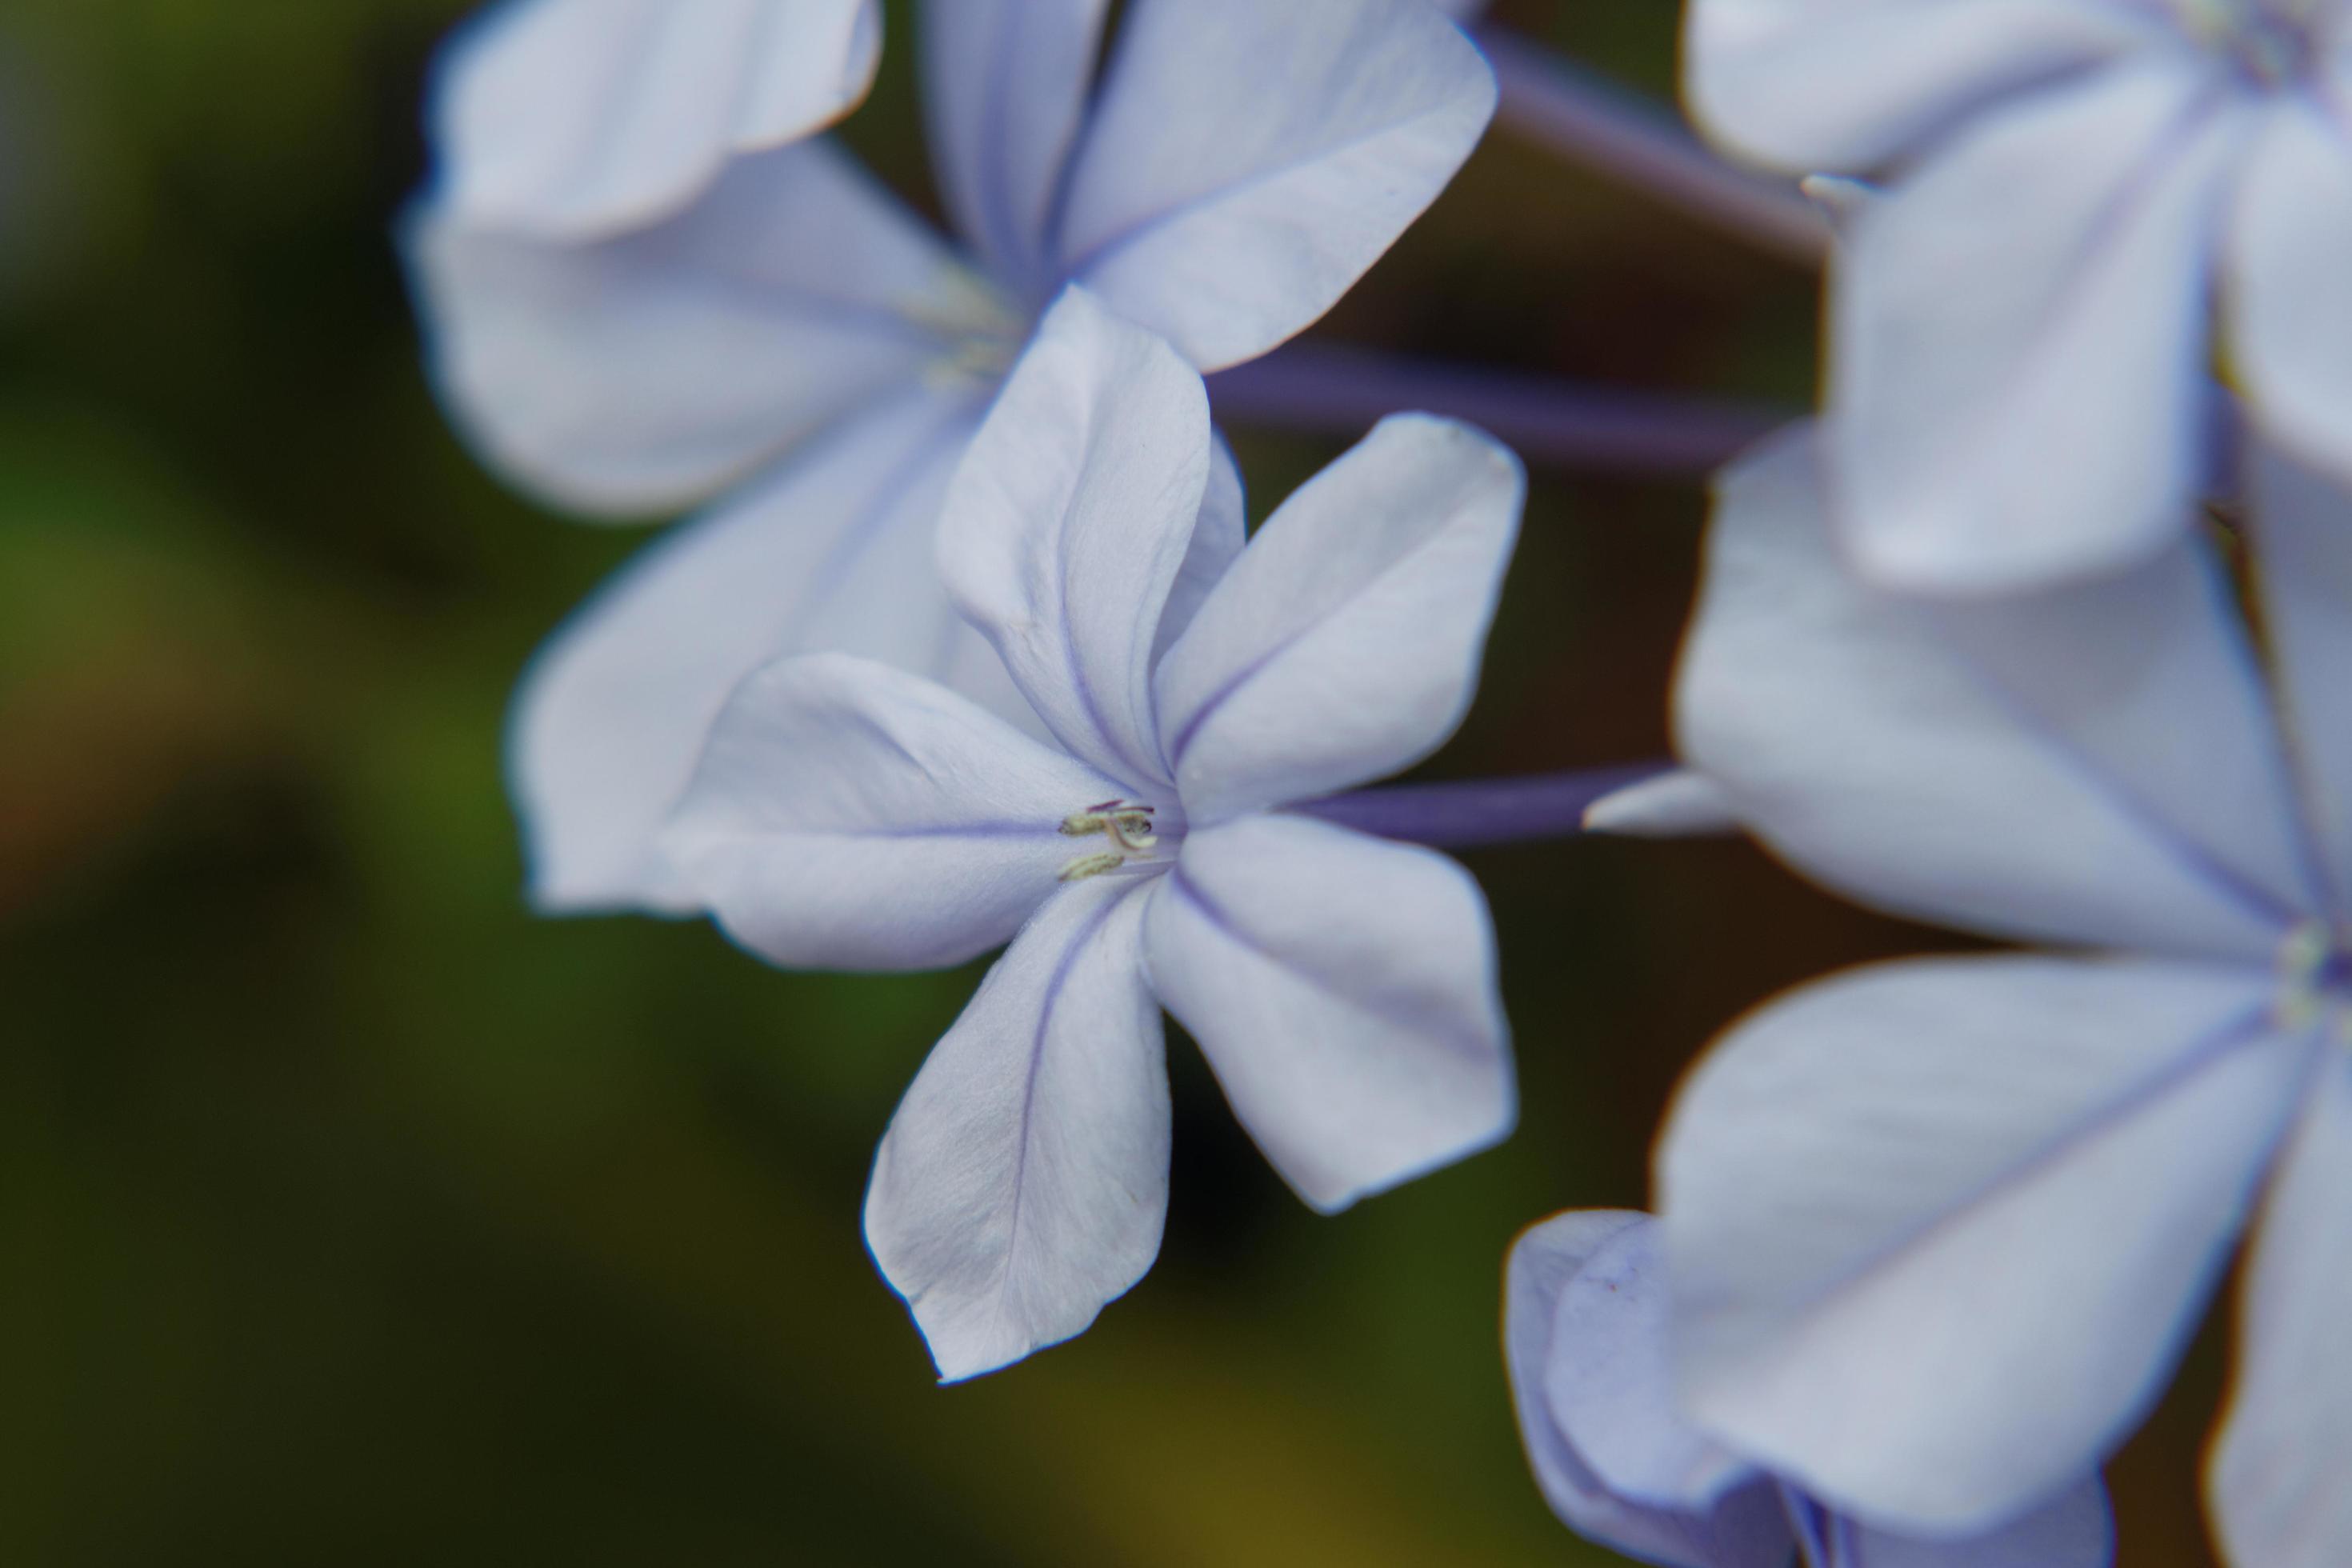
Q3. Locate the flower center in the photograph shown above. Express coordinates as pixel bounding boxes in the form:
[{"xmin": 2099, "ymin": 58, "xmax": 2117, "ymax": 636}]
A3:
[
  {"xmin": 1056, "ymin": 799, "xmax": 1171, "ymax": 882},
  {"xmin": 2273, "ymin": 921, "xmax": 2352, "ymax": 1036},
  {"xmin": 905, "ymin": 266, "xmax": 1030, "ymax": 391},
  {"xmin": 2180, "ymin": 0, "xmax": 2323, "ymax": 86}
]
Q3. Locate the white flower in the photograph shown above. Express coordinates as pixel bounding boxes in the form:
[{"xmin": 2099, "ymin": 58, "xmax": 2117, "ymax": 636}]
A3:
[
  {"xmin": 1686, "ymin": 0, "xmax": 2352, "ymax": 590},
  {"xmin": 655, "ymin": 290, "xmax": 1522, "ymax": 1378},
  {"xmin": 1506, "ymin": 1211, "xmax": 2114, "ymax": 1568},
  {"xmin": 405, "ymin": 0, "xmax": 1496, "ymax": 912},
  {"xmin": 1654, "ymin": 421, "xmax": 2352, "ymax": 1563}
]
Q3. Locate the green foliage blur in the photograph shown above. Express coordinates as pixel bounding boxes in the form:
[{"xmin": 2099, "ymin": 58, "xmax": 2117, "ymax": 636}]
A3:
[{"xmin": 0, "ymin": 1, "xmax": 2227, "ymax": 1562}]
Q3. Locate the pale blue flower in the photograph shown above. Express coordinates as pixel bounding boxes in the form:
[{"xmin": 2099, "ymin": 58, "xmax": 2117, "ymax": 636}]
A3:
[
  {"xmin": 658, "ymin": 290, "xmax": 1521, "ymax": 1378},
  {"xmin": 406, "ymin": 0, "xmax": 1496, "ymax": 913},
  {"xmin": 1506, "ymin": 1211, "xmax": 2114, "ymax": 1568},
  {"xmin": 1686, "ymin": 0, "xmax": 2352, "ymax": 590},
  {"xmin": 1655, "ymin": 422, "xmax": 2352, "ymax": 1564}
]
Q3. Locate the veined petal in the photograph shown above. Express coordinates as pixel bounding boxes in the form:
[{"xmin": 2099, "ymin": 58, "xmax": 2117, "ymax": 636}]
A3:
[
  {"xmin": 662, "ymin": 654, "xmax": 1121, "ymax": 972},
  {"xmin": 430, "ymin": 0, "xmax": 882, "ymax": 239},
  {"xmin": 919, "ymin": 0, "xmax": 1108, "ymax": 291},
  {"xmin": 1155, "ymin": 415, "xmax": 1521, "ymax": 825},
  {"xmin": 509, "ymin": 390, "xmax": 990, "ymax": 914},
  {"xmin": 1658, "ymin": 954, "xmax": 2302, "ymax": 1530},
  {"xmin": 866, "ymin": 876, "xmax": 1166, "ymax": 1381},
  {"xmin": 1544, "ymin": 1217, "xmax": 1769, "ymax": 1513},
  {"xmin": 1830, "ymin": 60, "xmax": 2246, "ymax": 590},
  {"xmin": 1054, "ymin": 0, "xmax": 1495, "ymax": 370},
  {"xmin": 1145, "ymin": 814, "xmax": 1511, "ymax": 1213},
  {"xmin": 1151, "ymin": 433, "xmax": 1246, "ymax": 670},
  {"xmin": 2209, "ymin": 1055, "xmax": 2352, "ymax": 1568},
  {"xmin": 1686, "ymin": 0, "xmax": 2166, "ymax": 173},
  {"xmin": 1505, "ymin": 1212, "xmax": 1793, "ymax": 1568},
  {"xmin": 2246, "ymin": 439, "xmax": 2352, "ymax": 914},
  {"xmin": 1838, "ymin": 1482, "xmax": 2113, "ymax": 1568},
  {"xmin": 1679, "ymin": 426, "xmax": 2307, "ymax": 963},
  {"xmin": 407, "ymin": 140, "xmax": 985, "ymax": 515},
  {"xmin": 2227, "ymin": 91, "xmax": 2352, "ymax": 489},
  {"xmin": 938, "ymin": 287, "xmax": 1209, "ymax": 790}
]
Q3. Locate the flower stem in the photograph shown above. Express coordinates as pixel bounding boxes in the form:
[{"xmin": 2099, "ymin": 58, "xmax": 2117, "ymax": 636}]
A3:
[
  {"xmin": 1209, "ymin": 345, "xmax": 1786, "ymax": 476},
  {"xmin": 1474, "ymin": 26, "xmax": 1827, "ymax": 266},
  {"xmin": 1294, "ymin": 762, "xmax": 1675, "ymax": 851}
]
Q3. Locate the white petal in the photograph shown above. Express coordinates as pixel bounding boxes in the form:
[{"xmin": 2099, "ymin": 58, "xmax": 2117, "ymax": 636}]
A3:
[
  {"xmin": 1544, "ymin": 1216, "xmax": 1767, "ymax": 1512},
  {"xmin": 1583, "ymin": 770, "xmax": 1742, "ymax": 838},
  {"xmin": 918, "ymin": 0, "xmax": 1108, "ymax": 292},
  {"xmin": 407, "ymin": 140, "xmax": 984, "ymax": 514},
  {"xmin": 1685, "ymin": 0, "xmax": 2164, "ymax": 173},
  {"xmin": 1840, "ymin": 1480, "xmax": 2113, "ymax": 1568},
  {"xmin": 1150, "ymin": 433, "xmax": 1246, "ymax": 670},
  {"xmin": 2209, "ymin": 1055, "xmax": 2352, "ymax": 1568},
  {"xmin": 1506, "ymin": 1212, "xmax": 1794, "ymax": 1568},
  {"xmin": 866, "ymin": 876, "xmax": 1166, "ymax": 1381},
  {"xmin": 1678, "ymin": 426, "xmax": 2310, "ymax": 964},
  {"xmin": 2246, "ymin": 438, "xmax": 2352, "ymax": 910},
  {"xmin": 938, "ymin": 287, "xmax": 1210, "ymax": 790},
  {"xmin": 662, "ymin": 654, "xmax": 1121, "ymax": 972},
  {"xmin": 1829, "ymin": 61, "xmax": 2246, "ymax": 591},
  {"xmin": 1155, "ymin": 415, "xmax": 1522, "ymax": 824},
  {"xmin": 1658, "ymin": 954, "xmax": 2303, "ymax": 1530},
  {"xmin": 1144, "ymin": 814, "xmax": 1511, "ymax": 1213},
  {"xmin": 1055, "ymin": 0, "xmax": 1495, "ymax": 370},
  {"xmin": 430, "ymin": 0, "xmax": 882, "ymax": 238},
  {"xmin": 509, "ymin": 391, "xmax": 994, "ymax": 914},
  {"xmin": 2228, "ymin": 92, "xmax": 2352, "ymax": 489}
]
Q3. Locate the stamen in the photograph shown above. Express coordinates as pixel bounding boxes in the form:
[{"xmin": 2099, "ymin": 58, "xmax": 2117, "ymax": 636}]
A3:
[
  {"xmin": 1056, "ymin": 800, "xmax": 1164, "ymax": 881},
  {"xmin": 1058, "ymin": 851, "xmax": 1128, "ymax": 882}
]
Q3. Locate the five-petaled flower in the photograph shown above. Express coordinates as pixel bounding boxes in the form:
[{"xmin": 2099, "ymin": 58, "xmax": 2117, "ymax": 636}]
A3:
[
  {"xmin": 659, "ymin": 290, "xmax": 1522, "ymax": 1379},
  {"xmin": 1686, "ymin": 0, "xmax": 2352, "ymax": 591},
  {"xmin": 406, "ymin": 0, "xmax": 1497, "ymax": 914},
  {"xmin": 1656, "ymin": 421, "xmax": 2352, "ymax": 1565},
  {"xmin": 1505, "ymin": 1211, "xmax": 2113, "ymax": 1568}
]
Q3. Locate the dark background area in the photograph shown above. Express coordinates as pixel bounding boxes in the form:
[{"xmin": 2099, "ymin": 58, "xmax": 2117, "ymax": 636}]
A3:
[{"xmin": 0, "ymin": 1, "xmax": 2226, "ymax": 1562}]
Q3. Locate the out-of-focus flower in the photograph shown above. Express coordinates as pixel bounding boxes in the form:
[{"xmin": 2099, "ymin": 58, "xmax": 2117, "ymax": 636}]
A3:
[
  {"xmin": 1686, "ymin": 0, "xmax": 2352, "ymax": 591},
  {"xmin": 659, "ymin": 290, "xmax": 1520, "ymax": 1378},
  {"xmin": 406, "ymin": 0, "xmax": 1495, "ymax": 913},
  {"xmin": 1654, "ymin": 422, "xmax": 2352, "ymax": 1562},
  {"xmin": 430, "ymin": 0, "xmax": 883, "ymax": 240},
  {"xmin": 1505, "ymin": 1210, "xmax": 2114, "ymax": 1568}
]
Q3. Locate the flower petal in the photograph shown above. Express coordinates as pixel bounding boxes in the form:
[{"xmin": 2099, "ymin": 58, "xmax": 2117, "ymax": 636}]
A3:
[
  {"xmin": 2209, "ymin": 1054, "xmax": 2352, "ymax": 1568},
  {"xmin": 1054, "ymin": 0, "xmax": 1495, "ymax": 370},
  {"xmin": 2228, "ymin": 92, "xmax": 2352, "ymax": 490},
  {"xmin": 866, "ymin": 876, "xmax": 1166, "ymax": 1381},
  {"xmin": 1829, "ymin": 61, "xmax": 2246, "ymax": 590},
  {"xmin": 1145, "ymin": 814, "xmax": 1511, "ymax": 1213},
  {"xmin": 1839, "ymin": 1481, "xmax": 2113, "ymax": 1568},
  {"xmin": 1679, "ymin": 425, "xmax": 2307, "ymax": 964},
  {"xmin": 1658, "ymin": 954, "xmax": 2302, "ymax": 1530},
  {"xmin": 1155, "ymin": 414, "xmax": 1521, "ymax": 824},
  {"xmin": 1151, "ymin": 433, "xmax": 1246, "ymax": 670},
  {"xmin": 918, "ymin": 0, "xmax": 1109, "ymax": 294},
  {"xmin": 407, "ymin": 140, "xmax": 986, "ymax": 514},
  {"xmin": 1685, "ymin": 0, "xmax": 2162, "ymax": 173},
  {"xmin": 2246, "ymin": 438, "xmax": 2352, "ymax": 912},
  {"xmin": 430, "ymin": 0, "xmax": 882, "ymax": 238},
  {"xmin": 1505, "ymin": 1211, "xmax": 1793, "ymax": 1568},
  {"xmin": 938, "ymin": 287, "xmax": 1210, "ymax": 791},
  {"xmin": 509, "ymin": 391, "xmax": 1001, "ymax": 914},
  {"xmin": 662, "ymin": 654, "xmax": 1121, "ymax": 972},
  {"xmin": 1583, "ymin": 769, "xmax": 1742, "ymax": 838}
]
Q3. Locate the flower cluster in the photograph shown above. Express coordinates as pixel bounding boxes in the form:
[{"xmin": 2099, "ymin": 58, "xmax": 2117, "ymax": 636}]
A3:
[{"xmin": 406, "ymin": 0, "xmax": 2352, "ymax": 1562}]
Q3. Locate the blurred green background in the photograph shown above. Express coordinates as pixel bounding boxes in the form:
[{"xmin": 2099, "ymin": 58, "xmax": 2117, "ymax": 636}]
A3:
[{"xmin": 0, "ymin": 1, "xmax": 2230, "ymax": 1562}]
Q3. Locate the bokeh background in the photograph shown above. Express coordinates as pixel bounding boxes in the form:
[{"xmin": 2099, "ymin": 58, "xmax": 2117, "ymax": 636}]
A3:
[{"xmin": 0, "ymin": 2, "xmax": 2232, "ymax": 1562}]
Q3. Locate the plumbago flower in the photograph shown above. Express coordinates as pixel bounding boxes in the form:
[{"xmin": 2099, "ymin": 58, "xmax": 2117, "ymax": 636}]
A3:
[
  {"xmin": 406, "ymin": 0, "xmax": 1496, "ymax": 911},
  {"xmin": 657, "ymin": 290, "xmax": 1522, "ymax": 1378},
  {"xmin": 428, "ymin": 0, "xmax": 882, "ymax": 239},
  {"xmin": 1654, "ymin": 422, "xmax": 2352, "ymax": 1563},
  {"xmin": 1684, "ymin": 0, "xmax": 2352, "ymax": 590},
  {"xmin": 1504, "ymin": 1212, "xmax": 2112, "ymax": 1568}
]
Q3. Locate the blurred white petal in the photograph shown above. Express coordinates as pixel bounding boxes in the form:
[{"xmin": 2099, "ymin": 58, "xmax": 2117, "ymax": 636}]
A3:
[{"xmin": 2227, "ymin": 92, "xmax": 2352, "ymax": 488}]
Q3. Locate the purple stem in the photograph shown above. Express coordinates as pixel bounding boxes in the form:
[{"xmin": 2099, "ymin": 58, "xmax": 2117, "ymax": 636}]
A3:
[
  {"xmin": 1209, "ymin": 344, "xmax": 1786, "ymax": 476},
  {"xmin": 1474, "ymin": 26, "xmax": 1828, "ymax": 266},
  {"xmin": 1294, "ymin": 762, "xmax": 1674, "ymax": 851}
]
